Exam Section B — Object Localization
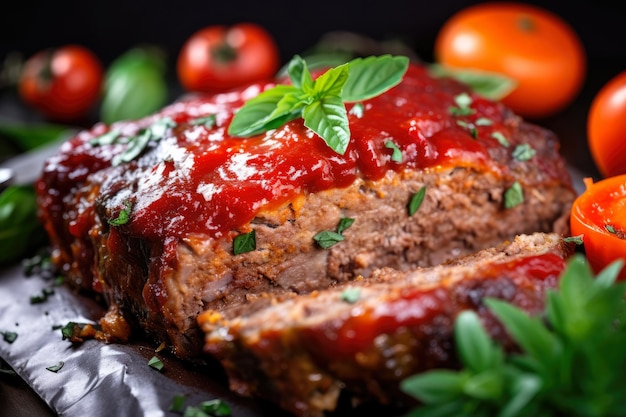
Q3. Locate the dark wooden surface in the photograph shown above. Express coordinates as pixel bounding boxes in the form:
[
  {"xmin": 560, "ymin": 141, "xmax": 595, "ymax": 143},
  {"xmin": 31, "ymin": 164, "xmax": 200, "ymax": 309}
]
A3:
[{"xmin": 0, "ymin": 366, "xmax": 56, "ymax": 416}]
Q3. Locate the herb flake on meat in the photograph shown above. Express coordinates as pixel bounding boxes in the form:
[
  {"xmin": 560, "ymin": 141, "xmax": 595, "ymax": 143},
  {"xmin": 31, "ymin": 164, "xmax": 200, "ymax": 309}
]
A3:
[
  {"xmin": 313, "ymin": 230, "xmax": 345, "ymax": 249},
  {"xmin": 148, "ymin": 356, "xmax": 164, "ymax": 371},
  {"xmin": 492, "ymin": 131, "xmax": 510, "ymax": 147},
  {"xmin": 108, "ymin": 200, "xmax": 132, "ymax": 226},
  {"xmin": 191, "ymin": 114, "xmax": 217, "ymax": 129},
  {"xmin": 408, "ymin": 186, "xmax": 427, "ymax": 216},
  {"xmin": 564, "ymin": 235, "xmax": 584, "ymax": 245},
  {"xmin": 233, "ymin": 230, "xmax": 256, "ymax": 255},
  {"xmin": 512, "ymin": 143, "xmax": 536, "ymax": 161},
  {"xmin": 504, "ymin": 181, "xmax": 524, "ymax": 209},
  {"xmin": 340, "ymin": 288, "xmax": 361, "ymax": 304},
  {"xmin": 449, "ymin": 92, "xmax": 475, "ymax": 116}
]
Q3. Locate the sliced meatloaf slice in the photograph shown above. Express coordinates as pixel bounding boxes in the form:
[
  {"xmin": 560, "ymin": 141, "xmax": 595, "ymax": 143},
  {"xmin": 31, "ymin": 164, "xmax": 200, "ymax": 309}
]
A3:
[
  {"xmin": 36, "ymin": 63, "xmax": 575, "ymax": 358},
  {"xmin": 200, "ymin": 233, "xmax": 574, "ymax": 417}
]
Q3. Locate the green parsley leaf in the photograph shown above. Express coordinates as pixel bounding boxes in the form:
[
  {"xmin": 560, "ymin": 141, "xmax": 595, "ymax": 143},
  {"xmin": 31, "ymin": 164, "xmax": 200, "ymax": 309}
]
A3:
[
  {"xmin": 233, "ymin": 230, "xmax": 256, "ymax": 255},
  {"xmin": 108, "ymin": 200, "xmax": 132, "ymax": 226},
  {"xmin": 2, "ymin": 331, "xmax": 17, "ymax": 344},
  {"xmin": 336, "ymin": 217, "xmax": 355, "ymax": 235},
  {"xmin": 198, "ymin": 399, "xmax": 232, "ymax": 417},
  {"xmin": 340, "ymin": 287, "xmax": 361, "ymax": 304},
  {"xmin": 512, "ymin": 143, "xmax": 536, "ymax": 161},
  {"xmin": 111, "ymin": 117, "xmax": 176, "ymax": 166},
  {"xmin": 148, "ymin": 356, "xmax": 164, "ymax": 371},
  {"xmin": 228, "ymin": 55, "xmax": 409, "ymax": 155},
  {"xmin": 492, "ymin": 131, "xmax": 510, "ymax": 148},
  {"xmin": 504, "ymin": 182, "xmax": 524, "ymax": 209},
  {"xmin": 456, "ymin": 120, "xmax": 478, "ymax": 138},
  {"xmin": 313, "ymin": 230, "xmax": 345, "ymax": 249},
  {"xmin": 428, "ymin": 63, "xmax": 517, "ymax": 100},
  {"xmin": 475, "ymin": 117, "xmax": 493, "ymax": 126},
  {"xmin": 606, "ymin": 224, "xmax": 617, "ymax": 234},
  {"xmin": 384, "ymin": 140, "xmax": 403, "ymax": 162},
  {"xmin": 46, "ymin": 361, "xmax": 64, "ymax": 373},
  {"xmin": 30, "ymin": 287, "xmax": 54, "ymax": 304},
  {"xmin": 89, "ymin": 129, "xmax": 122, "ymax": 146},
  {"xmin": 408, "ymin": 186, "xmax": 426, "ymax": 216}
]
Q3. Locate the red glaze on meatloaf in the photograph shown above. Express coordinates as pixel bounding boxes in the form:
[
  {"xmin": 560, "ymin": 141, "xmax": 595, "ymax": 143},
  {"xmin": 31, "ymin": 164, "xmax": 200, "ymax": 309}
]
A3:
[{"xmin": 36, "ymin": 63, "xmax": 575, "ymax": 358}]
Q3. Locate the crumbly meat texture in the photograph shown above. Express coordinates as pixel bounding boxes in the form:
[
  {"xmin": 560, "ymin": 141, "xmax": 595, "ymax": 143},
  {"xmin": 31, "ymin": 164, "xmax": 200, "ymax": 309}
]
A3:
[
  {"xmin": 200, "ymin": 233, "xmax": 573, "ymax": 417},
  {"xmin": 36, "ymin": 64, "xmax": 576, "ymax": 359}
]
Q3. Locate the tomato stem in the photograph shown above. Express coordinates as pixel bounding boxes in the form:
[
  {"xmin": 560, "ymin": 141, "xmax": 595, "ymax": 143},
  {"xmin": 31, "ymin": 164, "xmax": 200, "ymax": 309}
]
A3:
[{"xmin": 212, "ymin": 42, "xmax": 237, "ymax": 64}]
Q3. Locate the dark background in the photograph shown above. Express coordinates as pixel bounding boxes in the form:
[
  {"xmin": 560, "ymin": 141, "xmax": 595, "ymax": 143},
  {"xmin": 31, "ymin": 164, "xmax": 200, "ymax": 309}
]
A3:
[{"xmin": 2, "ymin": 0, "xmax": 626, "ymax": 177}]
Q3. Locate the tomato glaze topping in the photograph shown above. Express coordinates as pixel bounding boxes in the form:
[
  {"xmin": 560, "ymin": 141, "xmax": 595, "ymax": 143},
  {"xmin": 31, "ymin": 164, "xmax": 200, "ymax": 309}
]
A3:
[{"xmin": 39, "ymin": 64, "xmax": 555, "ymax": 240}]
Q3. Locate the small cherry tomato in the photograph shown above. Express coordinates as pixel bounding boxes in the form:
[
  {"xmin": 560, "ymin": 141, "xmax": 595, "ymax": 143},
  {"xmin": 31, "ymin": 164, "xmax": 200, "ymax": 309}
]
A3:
[
  {"xmin": 177, "ymin": 23, "xmax": 280, "ymax": 93},
  {"xmin": 587, "ymin": 70, "xmax": 626, "ymax": 178},
  {"xmin": 570, "ymin": 176, "xmax": 626, "ymax": 280},
  {"xmin": 434, "ymin": 2, "xmax": 586, "ymax": 119},
  {"xmin": 18, "ymin": 45, "xmax": 104, "ymax": 122}
]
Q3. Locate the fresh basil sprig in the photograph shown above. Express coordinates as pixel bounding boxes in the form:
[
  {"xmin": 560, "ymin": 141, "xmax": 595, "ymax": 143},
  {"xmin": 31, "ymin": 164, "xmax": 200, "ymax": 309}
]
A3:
[
  {"xmin": 228, "ymin": 54, "xmax": 409, "ymax": 155},
  {"xmin": 401, "ymin": 254, "xmax": 626, "ymax": 417}
]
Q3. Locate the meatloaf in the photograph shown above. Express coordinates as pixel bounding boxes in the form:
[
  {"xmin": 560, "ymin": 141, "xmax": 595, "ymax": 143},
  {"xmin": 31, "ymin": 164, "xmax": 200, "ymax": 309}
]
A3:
[
  {"xmin": 200, "ymin": 233, "xmax": 573, "ymax": 417},
  {"xmin": 36, "ymin": 62, "xmax": 575, "ymax": 359}
]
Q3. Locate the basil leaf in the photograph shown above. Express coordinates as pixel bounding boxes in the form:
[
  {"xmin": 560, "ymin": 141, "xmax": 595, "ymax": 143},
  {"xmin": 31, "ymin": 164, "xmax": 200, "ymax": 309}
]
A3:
[
  {"xmin": 101, "ymin": 47, "xmax": 168, "ymax": 124},
  {"xmin": 197, "ymin": 399, "xmax": 232, "ymax": 416},
  {"xmin": 108, "ymin": 201, "xmax": 132, "ymax": 226},
  {"xmin": 228, "ymin": 85, "xmax": 301, "ymax": 137},
  {"xmin": 191, "ymin": 115, "xmax": 217, "ymax": 129},
  {"xmin": 303, "ymin": 95, "xmax": 350, "ymax": 154},
  {"xmin": 428, "ymin": 64, "xmax": 517, "ymax": 100},
  {"xmin": 341, "ymin": 55, "xmax": 409, "ymax": 102},
  {"xmin": 288, "ymin": 55, "xmax": 313, "ymax": 91},
  {"xmin": 2, "ymin": 331, "xmax": 17, "ymax": 344},
  {"xmin": 512, "ymin": 144, "xmax": 536, "ymax": 161},
  {"xmin": 0, "ymin": 122, "xmax": 73, "ymax": 152},
  {"xmin": 0, "ymin": 185, "xmax": 47, "ymax": 264},
  {"xmin": 46, "ymin": 361, "xmax": 64, "ymax": 373},
  {"xmin": 233, "ymin": 230, "xmax": 256, "ymax": 255},
  {"xmin": 310, "ymin": 64, "xmax": 349, "ymax": 99}
]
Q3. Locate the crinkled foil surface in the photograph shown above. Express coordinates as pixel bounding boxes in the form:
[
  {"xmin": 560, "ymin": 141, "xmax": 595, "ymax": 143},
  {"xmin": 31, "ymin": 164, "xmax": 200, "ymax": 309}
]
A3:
[{"xmin": 0, "ymin": 262, "xmax": 289, "ymax": 417}]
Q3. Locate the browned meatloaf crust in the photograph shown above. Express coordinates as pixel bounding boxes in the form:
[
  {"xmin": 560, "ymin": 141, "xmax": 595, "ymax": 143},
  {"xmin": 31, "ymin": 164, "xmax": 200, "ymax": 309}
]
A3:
[
  {"xmin": 200, "ymin": 233, "xmax": 574, "ymax": 417},
  {"xmin": 35, "ymin": 63, "xmax": 575, "ymax": 359}
]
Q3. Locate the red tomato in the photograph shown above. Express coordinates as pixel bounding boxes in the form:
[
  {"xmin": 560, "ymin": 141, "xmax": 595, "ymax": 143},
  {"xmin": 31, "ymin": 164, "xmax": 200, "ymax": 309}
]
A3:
[
  {"xmin": 18, "ymin": 45, "xmax": 103, "ymax": 122},
  {"xmin": 177, "ymin": 23, "xmax": 280, "ymax": 93},
  {"xmin": 570, "ymin": 176, "xmax": 626, "ymax": 280},
  {"xmin": 434, "ymin": 2, "xmax": 586, "ymax": 119},
  {"xmin": 587, "ymin": 70, "xmax": 626, "ymax": 178}
]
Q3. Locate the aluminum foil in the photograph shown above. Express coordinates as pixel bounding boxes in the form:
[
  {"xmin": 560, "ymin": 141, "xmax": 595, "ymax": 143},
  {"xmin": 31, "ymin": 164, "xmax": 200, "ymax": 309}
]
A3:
[{"xmin": 0, "ymin": 262, "xmax": 288, "ymax": 417}]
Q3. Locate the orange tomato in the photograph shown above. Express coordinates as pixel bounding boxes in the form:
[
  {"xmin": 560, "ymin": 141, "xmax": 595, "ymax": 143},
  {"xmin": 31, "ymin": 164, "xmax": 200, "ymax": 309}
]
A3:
[
  {"xmin": 570, "ymin": 176, "xmax": 626, "ymax": 280},
  {"xmin": 434, "ymin": 2, "xmax": 586, "ymax": 119},
  {"xmin": 587, "ymin": 70, "xmax": 626, "ymax": 178}
]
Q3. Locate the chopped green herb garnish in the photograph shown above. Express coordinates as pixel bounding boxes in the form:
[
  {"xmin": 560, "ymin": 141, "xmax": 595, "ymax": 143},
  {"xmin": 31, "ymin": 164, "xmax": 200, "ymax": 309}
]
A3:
[
  {"xmin": 336, "ymin": 217, "xmax": 355, "ymax": 235},
  {"xmin": 313, "ymin": 230, "xmax": 345, "ymax": 249},
  {"xmin": 169, "ymin": 394, "xmax": 186, "ymax": 413},
  {"xmin": 475, "ymin": 117, "xmax": 493, "ymax": 126},
  {"xmin": 228, "ymin": 55, "xmax": 409, "ymax": 155},
  {"xmin": 384, "ymin": 140, "xmax": 403, "ymax": 162},
  {"xmin": 233, "ymin": 230, "xmax": 256, "ymax": 255},
  {"xmin": 61, "ymin": 321, "xmax": 83, "ymax": 341},
  {"xmin": 504, "ymin": 181, "xmax": 524, "ymax": 209},
  {"xmin": 401, "ymin": 254, "xmax": 626, "ymax": 417},
  {"xmin": 449, "ymin": 92, "xmax": 475, "ymax": 116},
  {"xmin": 340, "ymin": 288, "xmax": 361, "ymax": 304},
  {"xmin": 564, "ymin": 234, "xmax": 584, "ymax": 245},
  {"xmin": 184, "ymin": 399, "xmax": 232, "ymax": 417},
  {"xmin": 46, "ymin": 361, "xmax": 64, "ymax": 373},
  {"xmin": 89, "ymin": 129, "xmax": 122, "ymax": 146},
  {"xmin": 30, "ymin": 287, "xmax": 55, "ymax": 304},
  {"xmin": 2, "ymin": 331, "xmax": 17, "ymax": 344},
  {"xmin": 111, "ymin": 117, "xmax": 176, "ymax": 166},
  {"xmin": 408, "ymin": 186, "xmax": 426, "ymax": 216},
  {"xmin": 108, "ymin": 200, "xmax": 132, "ymax": 226},
  {"xmin": 349, "ymin": 102, "xmax": 364, "ymax": 118},
  {"xmin": 428, "ymin": 64, "xmax": 517, "ymax": 100},
  {"xmin": 191, "ymin": 114, "xmax": 217, "ymax": 129},
  {"xmin": 512, "ymin": 143, "xmax": 536, "ymax": 161},
  {"xmin": 456, "ymin": 120, "xmax": 478, "ymax": 138},
  {"xmin": 606, "ymin": 224, "xmax": 617, "ymax": 234},
  {"xmin": 148, "ymin": 356, "xmax": 164, "ymax": 371},
  {"xmin": 491, "ymin": 131, "xmax": 510, "ymax": 147}
]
